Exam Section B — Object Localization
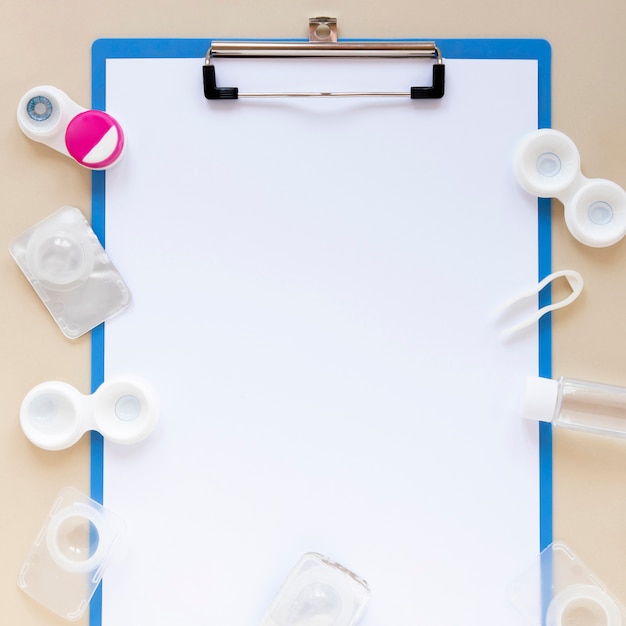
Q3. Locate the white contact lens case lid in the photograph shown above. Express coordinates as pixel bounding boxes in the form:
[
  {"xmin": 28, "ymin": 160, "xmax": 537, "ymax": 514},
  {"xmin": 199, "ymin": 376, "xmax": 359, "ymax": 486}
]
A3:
[
  {"xmin": 18, "ymin": 486, "xmax": 125, "ymax": 621},
  {"xmin": 20, "ymin": 376, "xmax": 160, "ymax": 450},
  {"xmin": 10, "ymin": 206, "xmax": 131, "ymax": 339},
  {"xmin": 514, "ymin": 129, "xmax": 581, "ymax": 198},
  {"xmin": 508, "ymin": 543, "xmax": 625, "ymax": 626}
]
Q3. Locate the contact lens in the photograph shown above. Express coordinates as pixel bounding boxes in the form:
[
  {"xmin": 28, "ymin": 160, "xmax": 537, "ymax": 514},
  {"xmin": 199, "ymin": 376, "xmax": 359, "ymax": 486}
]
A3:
[{"xmin": 26, "ymin": 95, "xmax": 53, "ymax": 122}]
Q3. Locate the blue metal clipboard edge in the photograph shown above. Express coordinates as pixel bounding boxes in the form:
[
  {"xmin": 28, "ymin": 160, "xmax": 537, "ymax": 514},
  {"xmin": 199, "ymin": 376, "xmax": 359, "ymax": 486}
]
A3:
[{"xmin": 89, "ymin": 37, "xmax": 552, "ymax": 626}]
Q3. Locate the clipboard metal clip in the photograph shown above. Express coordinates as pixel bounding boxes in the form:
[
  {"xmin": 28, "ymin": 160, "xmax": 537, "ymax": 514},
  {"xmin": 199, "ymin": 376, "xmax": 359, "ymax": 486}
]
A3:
[{"xmin": 203, "ymin": 17, "xmax": 445, "ymax": 100}]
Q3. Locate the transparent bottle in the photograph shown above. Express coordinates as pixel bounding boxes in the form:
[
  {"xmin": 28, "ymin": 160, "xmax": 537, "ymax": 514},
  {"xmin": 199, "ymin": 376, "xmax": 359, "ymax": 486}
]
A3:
[{"xmin": 523, "ymin": 376, "xmax": 626, "ymax": 438}]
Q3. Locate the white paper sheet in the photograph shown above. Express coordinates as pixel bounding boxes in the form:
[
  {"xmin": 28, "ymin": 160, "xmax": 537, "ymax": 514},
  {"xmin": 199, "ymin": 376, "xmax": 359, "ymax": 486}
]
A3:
[{"xmin": 98, "ymin": 53, "xmax": 543, "ymax": 626}]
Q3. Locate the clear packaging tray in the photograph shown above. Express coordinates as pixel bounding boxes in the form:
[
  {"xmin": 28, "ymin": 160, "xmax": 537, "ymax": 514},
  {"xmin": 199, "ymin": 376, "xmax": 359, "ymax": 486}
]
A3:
[
  {"xmin": 259, "ymin": 552, "xmax": 370, "ymax": 626},
  {"xmin": 508, "ymin": 543, "xmax": 625, "ymax": 626},
  {"xmin": 18, "ymin": 487, "xmax": 125, "ymax": 621},
  {"xmin": 10, "ymin": 206, "xmax": 131, "ymax": 338}
]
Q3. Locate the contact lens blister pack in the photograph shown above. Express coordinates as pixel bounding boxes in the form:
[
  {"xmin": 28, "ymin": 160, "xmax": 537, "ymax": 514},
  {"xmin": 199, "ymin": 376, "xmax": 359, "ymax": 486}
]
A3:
[
  {"xmin": 259, "ymin": 552, "xmax": 370, "ymax": 626},
  {"xmin": 10, "ymin": 206, "xmax": 131, "ymax": 338},
  {"xmin": 18, "ymin": 487, "xmax": 125, "ymax": 621},
  {"xmin": 508, "ymin": 543, "xmax": 626, "ymax": 626}
]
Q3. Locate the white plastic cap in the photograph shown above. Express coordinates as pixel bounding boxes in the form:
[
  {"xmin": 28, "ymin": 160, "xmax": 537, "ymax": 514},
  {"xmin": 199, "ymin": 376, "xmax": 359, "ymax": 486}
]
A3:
[{"xmin": 522, "ymin": 376, "xmax": 559, "ymax": 423}]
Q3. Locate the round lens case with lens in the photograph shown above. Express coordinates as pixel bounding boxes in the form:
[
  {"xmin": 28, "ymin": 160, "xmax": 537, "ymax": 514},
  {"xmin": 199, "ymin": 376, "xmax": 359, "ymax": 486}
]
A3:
[
  {"xmin": 20, "ymin": 376, "xmax": 159, "ymax": 451},
  {"xmin": 10, "ymin": 206, "xmax": 131, "ymax": 339},
  {"xmin": 17, "ymin": 85, "xmax": 125, "ymax": 170},
  {"xmin": 18, "ymin": 486, "xmax": 125, "ymax": 621},
  {"xmin": 514, "ymin": 129, "xmax": 626, "ymax": 247},
  {"xmin": 508, "ymin": 543, "xmax": 625, "ymax": 626}
]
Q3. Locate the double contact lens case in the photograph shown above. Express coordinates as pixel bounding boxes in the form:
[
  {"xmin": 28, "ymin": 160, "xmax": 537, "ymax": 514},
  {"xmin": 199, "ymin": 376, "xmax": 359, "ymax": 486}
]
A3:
[
  {"xmin": 20, "ymin": 376, "xmax": 160, "ymax": 451},
  {"xmin": 17, "ymin": 85, "xmax": 125, "ymax": 170},
  {"xmin": 514, "ymin": 129, "xmax": 626, "ymax": 248}
]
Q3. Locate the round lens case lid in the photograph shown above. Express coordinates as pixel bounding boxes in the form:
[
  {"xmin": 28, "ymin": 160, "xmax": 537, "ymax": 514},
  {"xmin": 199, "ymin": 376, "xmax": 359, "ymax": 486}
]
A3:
[
  {"xmin": 65, "ymin": 110, "xmax": 125, "ymax": 170},
  {"xmin": 20, "ymin": 376, "xmax": 160, "ymax": 451}
]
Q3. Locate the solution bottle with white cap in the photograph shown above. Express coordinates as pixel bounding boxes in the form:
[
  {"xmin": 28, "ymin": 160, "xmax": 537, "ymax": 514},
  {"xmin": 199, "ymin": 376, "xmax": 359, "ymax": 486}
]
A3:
[{"xmin": 523, "ymin": 375, "xmax": 626, "ymax": 438}]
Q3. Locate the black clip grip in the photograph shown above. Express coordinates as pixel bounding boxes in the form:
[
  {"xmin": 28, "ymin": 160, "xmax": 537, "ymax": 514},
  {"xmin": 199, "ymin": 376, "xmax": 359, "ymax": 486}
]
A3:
[
  {"xmin": 203, "ymin": 65, "xmax": 239, "ymax": 100},
  {"xmin": 411, "ymin": 63, "xmax": 445, "ymax": 99}
]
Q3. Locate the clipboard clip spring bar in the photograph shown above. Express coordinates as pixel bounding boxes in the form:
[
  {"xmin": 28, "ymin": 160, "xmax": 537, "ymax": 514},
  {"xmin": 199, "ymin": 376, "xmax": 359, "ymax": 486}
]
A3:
[{"xmin": 203, "ymin": 17, "xmax": 445, "ymax": 100}]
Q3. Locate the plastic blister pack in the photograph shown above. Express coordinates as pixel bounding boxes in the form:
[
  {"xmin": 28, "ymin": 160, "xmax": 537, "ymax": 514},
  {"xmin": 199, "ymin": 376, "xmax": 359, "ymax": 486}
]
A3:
[
  {"xmin": 10, "ymin": 206, "xmax": 131, "ymax": 338},
  {"xmin": 259, "ymin": 553, "xmax": 370, "ymax": 626},
  {"xmin": 18, "ymin": 487, "xmax": 125, "ymax": 621},
  {"xmin": 20, "ymin": 376, "xmax": 159, "ymax": 450},
  {"xmin": 508, "ymin": 543, "xmax": 625, "ymax": 626}
]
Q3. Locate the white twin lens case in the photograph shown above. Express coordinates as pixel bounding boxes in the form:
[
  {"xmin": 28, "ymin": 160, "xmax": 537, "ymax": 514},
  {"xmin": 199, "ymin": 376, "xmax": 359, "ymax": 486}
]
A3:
[
  {"xmin": 10, "ymin": 206, "xmax": 130, "ymax": 339},
  {"xmin": 20, "ymin": 376, "xmax": 160, "ymax": 451},
  {"xmin": 509, "ymin": 542, "xmax": 626, "ymax": 626},
  {"xmin": 514, "ymin": 129, "xmax": 626, "ymax": 248},
  {"xmin": 18, "ymin": 486, "xmax": 125, "ymax": 621},
  {"xmin": 259, "ymin": 552, "xmax": 370, "ymax": 626}
]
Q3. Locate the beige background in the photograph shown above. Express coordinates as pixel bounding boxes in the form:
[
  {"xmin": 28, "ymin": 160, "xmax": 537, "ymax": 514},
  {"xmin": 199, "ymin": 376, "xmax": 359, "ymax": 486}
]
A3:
[{"xmin": 2, "ymin": 1, "xmax": 626, "ymax": 623}]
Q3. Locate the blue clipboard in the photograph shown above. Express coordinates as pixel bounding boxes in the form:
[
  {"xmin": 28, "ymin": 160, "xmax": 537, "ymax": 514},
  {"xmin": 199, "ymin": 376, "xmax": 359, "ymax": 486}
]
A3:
[{"xmin": 89, "ymin": 37, "xmax": 552, "ymax": 626}]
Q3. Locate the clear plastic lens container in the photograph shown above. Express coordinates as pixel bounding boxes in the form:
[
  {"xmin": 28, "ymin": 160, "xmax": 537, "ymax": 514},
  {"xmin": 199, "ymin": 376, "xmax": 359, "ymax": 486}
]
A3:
[
  {"xmin": 259, "ymin": 553, "xmax": 370, "ymax": 626},
  {"xmin": 523, "ymin": 376, "xmax": 626, "ymax": 438},
  {"xmin": 10, "ymin": 206, "xmax": 131, "ymax": 338},
  {"xmin": 508, "ymin": 543, "xmax": 625, "ymax": 626},
  {"xmin": 18, "ymin": 487, "xmax": 125, "ymax": 621}
]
